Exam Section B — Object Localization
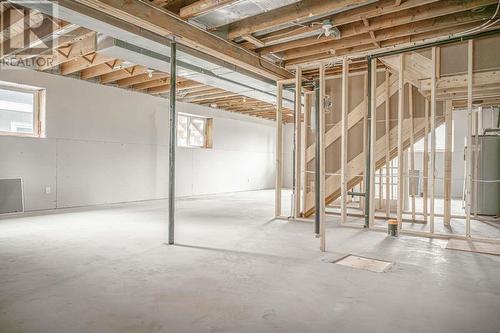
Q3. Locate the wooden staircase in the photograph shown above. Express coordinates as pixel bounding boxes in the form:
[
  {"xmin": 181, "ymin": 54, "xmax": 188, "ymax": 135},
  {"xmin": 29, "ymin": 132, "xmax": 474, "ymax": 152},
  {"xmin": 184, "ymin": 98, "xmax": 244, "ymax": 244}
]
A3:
[{"xmin": 303, "ymin": 59, "xmax": 441, "ymax": 217}]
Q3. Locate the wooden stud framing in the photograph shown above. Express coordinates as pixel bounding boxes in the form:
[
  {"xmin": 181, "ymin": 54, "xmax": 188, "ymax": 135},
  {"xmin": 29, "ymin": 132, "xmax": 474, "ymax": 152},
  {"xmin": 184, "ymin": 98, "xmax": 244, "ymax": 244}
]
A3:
[
  {"xmin": 302, "ymin": 92, "xmax": 311, "ymax": 214},
  {"xmin": 465, "ymin": 39, "xmax": 473, "ymax": 237},
  {"xmin": 473, "ymin": 107, "xmax": 480, "ymax": 218},
  {"xmin": 294, "ymin": 66, "xmax": 302, "ymax": 217},
  {"xmin": 430, "ymin": 46, "xmax": 437, "ymax": 233},
  {"xmin": 368, "ymin": 58, "xmax": 377, "ymax": 227},
  {"xmin": 423, "ymin": 99, "xmax": 429, "ymax": 221},
  {"xmin": 378, "ymin": 168, "xmax": 383, "ymax": 210},
  {"xmin": 443, "ymin": 100, "xmax": 453, "ymax": 226},
  {"xmin": 360, "ymin": 73, "xmax": 368, "ymax": 211},
  {"xmin": 319, "ymin": 63, "xmax": 326, "ymax": 252},
  {"xmin": 409, "ymin": 85, "xmax": 416, "ymax": 221},
  {"xmin": 397, "ymin": 54, "xmax": 404, "ymax": 230},
  {"xmin": 275, "ymin": 82, "xmax": 283, "ymax": 218},
  {"xmin": 340, "ymin": 58, "xmax": 349, "ymax": 224},
  {"xmin": 385, "ymin": 70, "xmax": 391, "ymax": 218}
]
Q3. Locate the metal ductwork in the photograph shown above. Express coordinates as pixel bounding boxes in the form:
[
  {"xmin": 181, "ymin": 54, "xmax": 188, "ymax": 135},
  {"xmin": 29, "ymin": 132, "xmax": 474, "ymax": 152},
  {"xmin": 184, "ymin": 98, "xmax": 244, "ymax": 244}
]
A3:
[
  {"xmin": 97, "ymin": 37, "xmax": 294, "ymax": 107},
  {"xmin": 20, "ymin": 0, "xmax": 295, "ymax": 108}
]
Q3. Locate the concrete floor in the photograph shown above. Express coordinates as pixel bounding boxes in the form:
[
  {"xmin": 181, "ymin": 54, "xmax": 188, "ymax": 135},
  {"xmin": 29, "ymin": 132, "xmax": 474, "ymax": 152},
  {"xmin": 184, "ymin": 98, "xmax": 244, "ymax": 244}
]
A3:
[{"xmin": 1, "ymin": 190, "xmax": 500, "ymax": 333}]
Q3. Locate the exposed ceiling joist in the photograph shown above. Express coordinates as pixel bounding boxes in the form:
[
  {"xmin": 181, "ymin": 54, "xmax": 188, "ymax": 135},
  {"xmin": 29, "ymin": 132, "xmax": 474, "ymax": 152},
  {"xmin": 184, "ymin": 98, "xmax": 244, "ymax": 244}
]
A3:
[
  {"xmin": 283, "ymin": 14, "xmax": 495, "ymax": 64},
  {"xmin": 238, "ymin": 0, "xmax": 441, "ymax": 48},
  {"xmin": 179, "ymin": 0, "xmax": 237, "ymax": 19},
  {"xmin": 80, "ymin": 59, "xmax": 123, "ymax": 80},
  {"xmin": 226, "ymin": 0, "xmax": 370, "ymax": 40},
  {"xmin": 60, "ymin": 51, "xmax": 113, "ymax": 75},
  {"xmin": 64, "ymin": 0, "xmax": 292, "ymax": 80}
]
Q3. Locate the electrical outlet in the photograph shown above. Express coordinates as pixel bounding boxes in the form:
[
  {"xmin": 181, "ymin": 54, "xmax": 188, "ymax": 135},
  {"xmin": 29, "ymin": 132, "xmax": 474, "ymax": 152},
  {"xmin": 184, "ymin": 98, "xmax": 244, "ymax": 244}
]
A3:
[{"xmin": 45, "ymin": 186, "xmax": 51, "ymax": 194}]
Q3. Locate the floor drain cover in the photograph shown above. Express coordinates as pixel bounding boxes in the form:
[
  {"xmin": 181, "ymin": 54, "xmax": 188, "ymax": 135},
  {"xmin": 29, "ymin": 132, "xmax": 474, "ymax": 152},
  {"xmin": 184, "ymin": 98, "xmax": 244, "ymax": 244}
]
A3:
[{"xmin": 334, "ymin": 255, "xmax": 392, "ymax": 273}]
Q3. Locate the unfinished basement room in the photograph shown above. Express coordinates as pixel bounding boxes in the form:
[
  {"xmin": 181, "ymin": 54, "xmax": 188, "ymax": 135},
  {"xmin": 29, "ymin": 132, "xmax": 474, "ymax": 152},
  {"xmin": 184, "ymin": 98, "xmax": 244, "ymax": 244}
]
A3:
[{"xmin": 1, "ymin": 0, "xmax": 500, "ymax": 332}]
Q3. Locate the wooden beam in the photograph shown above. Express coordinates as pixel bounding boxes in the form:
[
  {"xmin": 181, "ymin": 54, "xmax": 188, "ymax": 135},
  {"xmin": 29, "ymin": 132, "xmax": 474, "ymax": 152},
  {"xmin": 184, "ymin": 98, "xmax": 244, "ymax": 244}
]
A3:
[
  {"xmin": 117, "ymin": 72, "xmax": 168, "ymax": 87},
  {"xmin": 241, "ymin": 34, "xmax": 266, "ymax": 48},
  {"xmin": 443, "ymin": 100, "xmax": 453, "ymax": 226},
  {"xmin": 60, "ymin": 52, "xmax": 113, "ymax": 75},
  {"xmin": 429, "ymin": 47, "xmax": 437, "ymax": 233},
  {"xmin": 183, "ymin": 92, "xmax": 238, "ymax": 102},
  {"xmin": 38, "ymin": 33, "xmax": 97, "ymax": 71},
  {"xmin": 409, "ymin": 85, "xmax": 416, "ymax": 221},
  {"xmin": 293, "ymin": 66, "xmax": 302, "ymax": 218},
  {"xmin": 369, "ymin": 58, "xmax": 376, "ymax": 227},
  {"xmin": 281, "ymin": 9, "xmax": 493, "ymax": 61},
  {"xmin": 229, "ymin": 0, "xmax": 383, "ymax": 40},
  {"xmin": 465, "ymin": 39, "xmax": 473, "ymax": 237},
  {"xmin": 397, "ymin": 54, "xmax": 404, "ymax": 230},
  {"xmin": 286, "ymin": 20, "xmax": 497, "ymax": 66},
  {"xmin": 80, "ymin": 59, "xmax": 123, "ymax": 80},
  {"xmin": 421, "ymin": 71, "xmax": 500, "ymax": 90},
  {"xmin": 362, "ymin": 18, "xmax": 380, "ymax": 48},
  {"xmin": 246, "ymin": 0, "xmax": 445, "ymax": 51},
  {"xmin": 179, "ymin": 0, "xmax": 237, "ymax": 19},
  {"xmin": 66, "ymin": 0, "xmax": 292, "ymax": 80},
  {"xmin": 132, "ymin": 77, "xmax": 170, "ymax": 90},
  {"xmin": 302, "ymin": 92, "xmax": 310, "ymax": 216},
  {"xmin": 275, "ymin": 82, "xmax": 283, "ymax": 217},
  {"xmin": 305, "ymin": 71, "xmax": 399, "ymax": 164},
  {"xmin": 473, "ymin": 107, "xmax": 480, "ymax": 218},
  {"xmin": 100, "ymin": 65, "xmax": 146, "ymax": 84},
  {"xmin": 319, "ymin": 62, "xmax": 326, "ymax": 252},
  {"xmin": 183, "ymin": 88, "xmax": 225, "ymax": 98},
  {"xmin": 341, "ymin": 58, "xmax": 349, "ymax": 224},
  {"xmin": 423, "ymin": 99, "xmax": 429, "ymax": 221},
  {"xmin": 15, "ymin": 25, "xmax": 94, "ymax": 63},
  {"xmin": 385, "ymin": 70, "xmax": 391, "ymax": 218}
]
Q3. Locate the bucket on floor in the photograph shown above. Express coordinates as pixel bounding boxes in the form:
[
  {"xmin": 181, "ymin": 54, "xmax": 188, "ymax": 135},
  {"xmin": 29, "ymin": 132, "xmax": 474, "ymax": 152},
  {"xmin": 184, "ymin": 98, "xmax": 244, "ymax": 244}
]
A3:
[{"xmin": 388, "ymin": 219, "xmax": 398, "ymax": 237}]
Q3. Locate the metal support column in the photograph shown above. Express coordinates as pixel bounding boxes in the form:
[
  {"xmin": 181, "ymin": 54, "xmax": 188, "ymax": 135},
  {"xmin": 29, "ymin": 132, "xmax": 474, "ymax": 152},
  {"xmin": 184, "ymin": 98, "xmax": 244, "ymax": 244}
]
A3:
[{"xmin": 168, "ymin": 41, "xmax": 177, "ymax": 245}]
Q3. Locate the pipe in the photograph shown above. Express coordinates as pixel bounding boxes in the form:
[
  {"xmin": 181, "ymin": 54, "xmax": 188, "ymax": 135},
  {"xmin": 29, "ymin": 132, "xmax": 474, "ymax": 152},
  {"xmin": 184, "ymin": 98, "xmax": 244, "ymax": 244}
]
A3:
[
  {"xmin": 168, "ymin": 41, "xmax": 177, "ymax": 245},
  {"xmin": 314, "ymin": 81, "xmax": 320, "ymax": 235}
]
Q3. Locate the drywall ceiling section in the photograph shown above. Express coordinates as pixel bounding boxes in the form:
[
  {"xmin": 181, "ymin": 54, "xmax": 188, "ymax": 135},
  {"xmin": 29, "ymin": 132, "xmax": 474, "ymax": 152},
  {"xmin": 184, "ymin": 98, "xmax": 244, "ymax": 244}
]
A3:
[{"xmin": 22, "ymin": 1, "xmax": 295, "ymax": 108}]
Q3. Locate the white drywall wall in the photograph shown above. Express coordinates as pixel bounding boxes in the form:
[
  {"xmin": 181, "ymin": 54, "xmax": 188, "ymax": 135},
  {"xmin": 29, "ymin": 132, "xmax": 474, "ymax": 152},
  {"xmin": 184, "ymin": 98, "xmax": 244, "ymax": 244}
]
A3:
[{"xmin": 0, "ymin": 68, "xmax": 275, "ymax": 211}]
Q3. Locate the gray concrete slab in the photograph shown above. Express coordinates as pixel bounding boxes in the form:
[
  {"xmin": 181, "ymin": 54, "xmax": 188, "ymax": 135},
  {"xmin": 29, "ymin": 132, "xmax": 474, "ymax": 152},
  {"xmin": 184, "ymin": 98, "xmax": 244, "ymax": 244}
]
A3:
[{"xmin": 1, "ymin": 190, "xmax": 499, "ymax": 333}]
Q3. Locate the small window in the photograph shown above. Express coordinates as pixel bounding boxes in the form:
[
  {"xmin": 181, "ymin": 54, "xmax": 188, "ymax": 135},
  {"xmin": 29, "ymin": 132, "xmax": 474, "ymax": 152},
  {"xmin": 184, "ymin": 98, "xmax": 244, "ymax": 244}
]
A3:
[
  {"xmin": 0, "ymin": 82, "xmax": 45, "ymax": 138},
  {"xmin": 177, "ymin": 113, "xmax": 212, "ymax": 148}
]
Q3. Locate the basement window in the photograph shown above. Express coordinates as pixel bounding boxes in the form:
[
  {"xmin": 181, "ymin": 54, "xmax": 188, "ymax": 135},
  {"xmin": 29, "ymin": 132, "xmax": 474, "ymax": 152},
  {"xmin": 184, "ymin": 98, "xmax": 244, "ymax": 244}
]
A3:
[
  {"xmin": 0, "ymin": 82, "xmax": 45, "ymax": 138},
  {"xmin": 177, "ymin": 113, "xmax": 212, "ymax": 148}
]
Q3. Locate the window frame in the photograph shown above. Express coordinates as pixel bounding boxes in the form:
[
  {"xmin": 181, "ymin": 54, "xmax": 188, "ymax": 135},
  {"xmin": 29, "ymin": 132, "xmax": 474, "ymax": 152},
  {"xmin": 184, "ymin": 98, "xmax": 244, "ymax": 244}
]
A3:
[
  {"xmin": 177, "ymin": 113, "xmax": 212, "ymax": 149},
  {"xmin": 0, "ymin": 82, "xmax": 45, "ymax": 138}
]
